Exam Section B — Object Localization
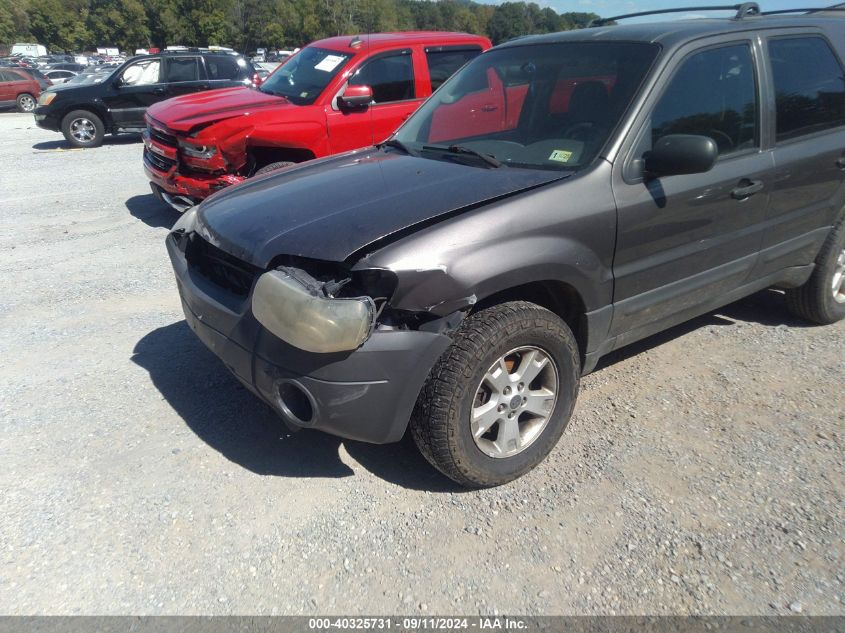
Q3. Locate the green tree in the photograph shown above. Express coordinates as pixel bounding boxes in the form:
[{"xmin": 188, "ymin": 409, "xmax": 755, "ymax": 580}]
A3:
[{"xmin": 5, "ymin": 0, "xmax": 599, "ymax": 53}]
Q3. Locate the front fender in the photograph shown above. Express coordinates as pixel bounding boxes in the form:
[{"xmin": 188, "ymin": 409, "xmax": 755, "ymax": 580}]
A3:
[
  {"xmin": 355, "ymin": 166, "xmax": 617, "ymax": 316},
  {"xmin": 371, "ymin": 233, "xmax": 609, "ymax": 316}
]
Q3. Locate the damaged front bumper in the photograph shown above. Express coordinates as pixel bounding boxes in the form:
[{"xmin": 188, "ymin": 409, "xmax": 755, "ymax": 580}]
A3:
[
  {"xmin": 165, "ymin": 232, "xmax": 451, "ymax": 444},
  {"xmin": 143, "ymin": 128, "xmax": 245, "ymax": 211}
]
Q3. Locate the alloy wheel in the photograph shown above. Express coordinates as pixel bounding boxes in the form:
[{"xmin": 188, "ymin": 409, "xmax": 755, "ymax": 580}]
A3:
[
  {"xmin": 69, "ymin": 117, "xmax": 96, "ymax": 142},
  {"xmin": 833, "ymin": 247, "xmax": 845, "ymax": 304},
  {"xmin": 471, "ymin": 346, "xmax": 559, "ymax": 458},
  {"xmin": 19, "ymin": 95, "xmax": 35, "ymax": 112}
]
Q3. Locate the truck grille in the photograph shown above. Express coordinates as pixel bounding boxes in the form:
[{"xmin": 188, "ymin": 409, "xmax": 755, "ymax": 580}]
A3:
[
  {"xmin": 144, "ymin": 147, "xmax": 176, "ymax": 172},
  {"xmin": 185, "ymin": 235, "xmax": 261, "ymax": 298},
  {"xmin": 148, "ymin": 125, "xmax": 178, "ymax": 148}
]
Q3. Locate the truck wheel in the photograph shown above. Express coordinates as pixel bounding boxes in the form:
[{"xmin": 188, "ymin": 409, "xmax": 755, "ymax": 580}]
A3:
[
  {"xmin": 254, "ymin": 161, "xmax": 295, "ymax": 176},
  {"xmin": 410, "ymin": 301, "xmax": 580, "ymax": 488},
  {"xmin": 61, "ymin": 110, "xmax": 105, "ymax": 148},
  {"xmin": 785, "ymin": 216, "xmax": 845, "ymax": 324},
  {"xmin": 16, "ymin": 93, "xmax": 36, "ymax": 112}
]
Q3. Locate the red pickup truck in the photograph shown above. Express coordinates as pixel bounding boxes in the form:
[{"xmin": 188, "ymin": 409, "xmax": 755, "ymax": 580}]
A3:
[{"xmin": 144, "ymin": 32, "xmax": 491, "ymax": 211}]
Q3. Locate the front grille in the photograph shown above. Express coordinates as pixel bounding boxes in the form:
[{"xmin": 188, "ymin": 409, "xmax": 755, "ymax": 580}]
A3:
[
  {"xmin": 148, "ymin": 125, "xmax": 178, "ymax": 147},
  {"xmin": 144, "ymin": 147, "xmax": 176, "ymax": 172},
  {"xmin": 186, "ymin": 235, "xmax": 261, "ymax": 297}
]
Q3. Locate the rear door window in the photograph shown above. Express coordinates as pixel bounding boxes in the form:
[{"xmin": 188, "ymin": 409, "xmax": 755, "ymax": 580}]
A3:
[
  {"xmin": 205, "ymin": 56, "xmax": 242, "ymax": 80},
  {"xmin": 165, "ymin": 57, "xmax": 201, "ymax": 83},
  {"xmin": 425, "ymin": 47, "xmax": 482, "ymax": 92},
  {"xmin": 768, "ymin": 36, "xmax": 845, "ymax": 141}
]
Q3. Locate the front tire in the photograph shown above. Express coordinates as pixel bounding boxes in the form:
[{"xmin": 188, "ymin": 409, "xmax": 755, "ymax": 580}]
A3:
[
  {"xmin": 254, "ymin": 161, "xmax": 295, "ymax": 176},
  {"xmin": 785, "ymin": 216, "xmax": 845, "ymax": 324},
  {"xmin": 16, "ymin": 93, "xmax": 36, "ymax": 112},
  {"xmin": 410, "ymin": 301, "xmax": 580, "ymax": 488},
  {"xmin": 61, "ymin": 110, "xmax": 105, "ymax": 148}
]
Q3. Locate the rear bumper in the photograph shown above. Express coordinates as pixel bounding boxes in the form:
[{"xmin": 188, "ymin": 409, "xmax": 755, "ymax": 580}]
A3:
[{"xmin": 166, "ymin": 233, "xmax": 451, "ymax": 444}]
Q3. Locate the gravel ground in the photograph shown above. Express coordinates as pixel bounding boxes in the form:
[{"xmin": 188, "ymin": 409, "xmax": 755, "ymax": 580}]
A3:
[{"xmin": 0, "ymin": 112, "xmax": 843, "ymax": 616}]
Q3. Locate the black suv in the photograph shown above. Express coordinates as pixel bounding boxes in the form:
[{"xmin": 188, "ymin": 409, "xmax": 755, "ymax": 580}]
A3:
[
  {"xmin": 166, "ymin": 6, "xmax": 845, "ymax": 487},
  {"xmin": 34, "ymin": 50, "xmax": 257, "ymax": 147}
]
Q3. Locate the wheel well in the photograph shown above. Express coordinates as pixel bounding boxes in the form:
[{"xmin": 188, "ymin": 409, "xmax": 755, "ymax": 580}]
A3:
[
  {"xmin": 249, "ymin": 146, "xmax": 315, "ymax": 171},
  {"xmin": 60, "ymin": 105, "xmax": 108, "ymax": 129},
  {"xmin": 473, "ymin": 281, "xmax": 588, "ymax": 361}
]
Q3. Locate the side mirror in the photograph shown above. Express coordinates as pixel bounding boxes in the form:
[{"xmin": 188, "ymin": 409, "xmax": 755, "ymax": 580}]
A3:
[
  {"xmin": 644, "ymin": 134, "xmax": 718, "ymax": 178},
  {"xmin": 337, "ymin": 84, "xmax": 372, "ymax": 109}
]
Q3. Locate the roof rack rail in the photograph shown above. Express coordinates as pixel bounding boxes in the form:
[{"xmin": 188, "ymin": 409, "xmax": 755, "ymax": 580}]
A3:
[
  {"xmin": 763, "ymin": 3, "xmax": 845, "ymax": 15},
  {"xmin": 589, "ymin": 3, "xmax": 760, "ymax": 27}
]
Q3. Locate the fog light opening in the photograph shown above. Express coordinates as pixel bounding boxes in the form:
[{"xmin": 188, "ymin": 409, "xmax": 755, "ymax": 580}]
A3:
[{"xmin": 278, "ymin": 381, "xmax": 315, "ymax": 425}]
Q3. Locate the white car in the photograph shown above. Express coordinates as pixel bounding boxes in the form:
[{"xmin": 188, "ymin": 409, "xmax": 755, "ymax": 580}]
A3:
[{"xmin": 44, "ymin": 69, "xmax": 78, "ymax": 84}]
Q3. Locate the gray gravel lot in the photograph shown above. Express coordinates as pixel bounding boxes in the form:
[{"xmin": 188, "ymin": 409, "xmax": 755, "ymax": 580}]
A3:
[{"xmin": 0, "ymin": 112, "xmax": 843, "ymax": 615}]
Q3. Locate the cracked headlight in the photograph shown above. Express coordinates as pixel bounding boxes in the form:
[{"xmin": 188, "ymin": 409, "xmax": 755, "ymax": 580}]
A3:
[
  {"xmin": 253, "ymin": 269, "xmax": 376, "ymax": 353},
  {"xmin": 179, "ymin": 140, "xmax": 216, "ymax": 159}
]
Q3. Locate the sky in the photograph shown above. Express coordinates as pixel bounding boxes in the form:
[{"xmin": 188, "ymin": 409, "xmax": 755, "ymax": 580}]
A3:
[{"xmin": 486, "ymin": 0, "xmax": 829, "ymax": 20}]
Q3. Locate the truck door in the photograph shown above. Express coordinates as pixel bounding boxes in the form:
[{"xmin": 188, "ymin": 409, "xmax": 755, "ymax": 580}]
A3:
[
  {"xmin": 103, "ymin": 57, "xmax": 163, "ymax": 129},
  {"xmin": 327, "ymin": 49, "xmax": 423, "ymax": 152},
  {"xmin": 751, "ymin": 33, "xmax": 845, "ymax": 279},
  {"xmin": 610, "ymin": 39, "xmax": 773, "ymax": 342}
]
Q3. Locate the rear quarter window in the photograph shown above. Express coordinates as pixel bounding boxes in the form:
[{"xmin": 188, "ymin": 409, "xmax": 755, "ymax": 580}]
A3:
[{"xmin": 768, "ymin": 36, "xmax": 845, "ymax": 141}]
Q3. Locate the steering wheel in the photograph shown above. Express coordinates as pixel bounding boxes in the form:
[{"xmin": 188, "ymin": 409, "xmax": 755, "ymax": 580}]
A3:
[
  {"xmin": 707, "ymin": 129, "xmax": 734, "ymax": 151},
  {"xmin": 562, "ymin": 122, "xmax": 595, "ymax": 139}
]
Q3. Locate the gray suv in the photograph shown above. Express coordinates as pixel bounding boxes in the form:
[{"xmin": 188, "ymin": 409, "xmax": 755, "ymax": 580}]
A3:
[{"xmin": 166, "ymin": 5, "xmax": 845, "ymax": 487}]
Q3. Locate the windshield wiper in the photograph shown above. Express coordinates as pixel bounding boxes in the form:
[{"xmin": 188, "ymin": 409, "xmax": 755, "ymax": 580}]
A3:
[
  {"xmin": 379, "ymin": 138, "xmax": 417, "ymax": 156},
  {"xmin": 422, "ymin": 144, "xmax": 503, "ymax": 168}
]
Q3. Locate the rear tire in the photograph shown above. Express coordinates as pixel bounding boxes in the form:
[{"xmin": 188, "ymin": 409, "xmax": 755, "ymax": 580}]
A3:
[
  {"xmin": 61, "ymin": 110, "xmax": 105, "ymax": 148},
  {"xmin": 254, "ymin": 161, "xmax": 295, "ymax": 176},
  {"xmin": 785, "ymin": 216, "xmax": 845, "ymax": 324},
  {"xmin": 410, "ymin": 301, "xmax": 580, "ymax": 488},
  {"xmin": 16, "ymin": 93, "xmax": 36, "ymax": 112}
]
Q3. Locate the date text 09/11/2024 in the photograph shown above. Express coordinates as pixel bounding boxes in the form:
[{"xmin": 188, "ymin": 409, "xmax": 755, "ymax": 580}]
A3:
[{"xmin": 308, "ymin": 617, "xmax": 528, "ymax": 630}]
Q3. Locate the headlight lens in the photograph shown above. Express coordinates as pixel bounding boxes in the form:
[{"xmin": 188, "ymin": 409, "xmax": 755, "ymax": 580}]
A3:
[
  {"xmin": 38, "ymin": 92, "xmax": 56, "ymax": 106},
  {"xmin": 171, "ymin": 205, "xmax": 198, "ymax": 230},
  {"xmin": 252, "ymin": 269, "xmax": 376, "ymax": 353},
  {"xmin": 179, "ymin": 140, "xmax": 216, "ymax": 159}
]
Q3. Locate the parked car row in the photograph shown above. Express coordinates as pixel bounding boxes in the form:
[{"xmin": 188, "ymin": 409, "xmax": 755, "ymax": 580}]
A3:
[{"xmin": 20, "ymin": 11, "xmax": 845, "ymax": 487}]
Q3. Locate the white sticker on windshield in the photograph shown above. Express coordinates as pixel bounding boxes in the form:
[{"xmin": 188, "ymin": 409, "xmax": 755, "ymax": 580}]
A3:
[
  {"xmin": 549, "ymin": 150, "xmax": 573, "ymax": 163},
  {"xmin": 315, "ymin": 55, "xmax": 345, "ymax": 72}
]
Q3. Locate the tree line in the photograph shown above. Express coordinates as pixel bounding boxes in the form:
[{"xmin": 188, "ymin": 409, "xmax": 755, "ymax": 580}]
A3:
[{"xmin": 0, "ymin": 0, "xmax": 598, "ymax": 54}]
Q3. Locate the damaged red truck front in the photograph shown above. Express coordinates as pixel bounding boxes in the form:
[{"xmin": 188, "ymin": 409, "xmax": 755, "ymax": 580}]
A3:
[{"xmin": 143, "ymin": 31, "xmax": 491, "ymax": 211}]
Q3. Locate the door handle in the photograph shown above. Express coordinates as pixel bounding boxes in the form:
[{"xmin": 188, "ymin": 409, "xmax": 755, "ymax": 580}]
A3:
[
  {"xmin": 480, "ymin": 104, "xmax": 499, "ymax": 112},
  {"xmin": 836, "ymin": 157, "xmax": 845, "ymax": 169},
  {"xmin": 731, "ymin": 178, "xmax": 764, "ymax": 200},
  {"xmin": 153, "ymin": 87, "xmax": 166, "ymax": 95}
]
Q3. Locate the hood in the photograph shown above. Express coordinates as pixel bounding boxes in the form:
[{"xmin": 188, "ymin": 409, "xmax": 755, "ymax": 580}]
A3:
[
  {"xmin": 147, "ymin": 86, "xmax": 290, "ymax": 132},
  {"xmin": 195, "ymin": 148, "xmax": 569, "ymax": 267}
]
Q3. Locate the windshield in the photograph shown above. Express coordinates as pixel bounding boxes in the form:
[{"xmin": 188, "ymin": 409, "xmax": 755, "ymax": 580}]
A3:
[
  {"xmin": 259, "ymin": 46, "xmax": 352, "ymax": 105},
  {"xmin": 394, "ymin": 41, "xmax": 658, "ymax": 171}
]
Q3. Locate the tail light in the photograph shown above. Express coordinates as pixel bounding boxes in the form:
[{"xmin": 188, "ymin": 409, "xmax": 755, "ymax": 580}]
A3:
[{"xmin": 252, "ymin": 73, "xmax": 262, "ymax": 86}]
